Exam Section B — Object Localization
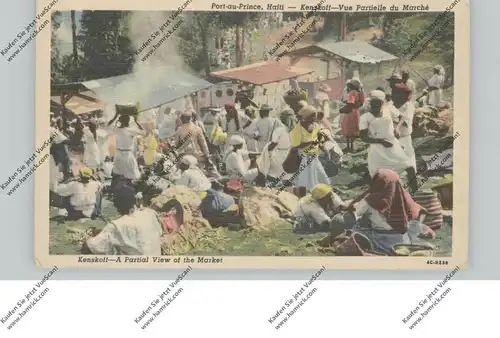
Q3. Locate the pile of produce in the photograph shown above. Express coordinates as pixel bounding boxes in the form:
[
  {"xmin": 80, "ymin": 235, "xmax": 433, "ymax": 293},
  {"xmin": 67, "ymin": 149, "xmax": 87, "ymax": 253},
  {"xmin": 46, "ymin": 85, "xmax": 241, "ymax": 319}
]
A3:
[{"xmin": 283, "ymin": 88, "xmax": 308, "ymax": 107}]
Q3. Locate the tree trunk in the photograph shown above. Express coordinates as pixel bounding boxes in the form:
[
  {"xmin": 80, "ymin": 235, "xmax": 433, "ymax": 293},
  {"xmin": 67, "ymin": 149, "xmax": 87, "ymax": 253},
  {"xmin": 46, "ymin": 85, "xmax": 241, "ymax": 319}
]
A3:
[
  {"xmin": 202, "ymin": 31, "xmax": 211, "ymax": 76},
  {"xmin": 235, "ymin": 24, "xmax": 241, "ymax": 67},
  {"xmin": 70, "ymin": 10, "xmax": 78, "ymax": 80},
  {"xmin": 240, "ymin": 25, "xmax": 245, "ymax": 65}
]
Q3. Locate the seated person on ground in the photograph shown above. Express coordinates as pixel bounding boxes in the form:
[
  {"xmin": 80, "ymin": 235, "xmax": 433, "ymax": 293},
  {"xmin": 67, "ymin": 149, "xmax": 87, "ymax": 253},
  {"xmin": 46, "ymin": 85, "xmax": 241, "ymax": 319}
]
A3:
[
  {"xmin": 53, "ymin": 167, "xmax": 103, "ymax": 220},
  {"xmin": 293, "ymin": 183, "xmax": 347, "ymax": 233},
  {"xmin": 340, "ymin": 169, "xmax": 435, "ymax": 255},
  {"xmin": 83, "ymin": 184, "xmax": 163, "ymax": 255},
  {"xmin": 224, "ymin": 135, "xmax": 259, "ymax": 182},
  {"xmin": 176, "ymin": 155, "xmax": 212, "ymax": 198}
]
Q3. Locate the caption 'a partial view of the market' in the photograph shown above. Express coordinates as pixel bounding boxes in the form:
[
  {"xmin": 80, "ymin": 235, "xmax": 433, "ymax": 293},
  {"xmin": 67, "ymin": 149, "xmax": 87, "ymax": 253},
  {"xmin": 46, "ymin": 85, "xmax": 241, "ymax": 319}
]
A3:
[{"xmin": 47, "ymin": 10, "xmax": 455, "ymax": 259}]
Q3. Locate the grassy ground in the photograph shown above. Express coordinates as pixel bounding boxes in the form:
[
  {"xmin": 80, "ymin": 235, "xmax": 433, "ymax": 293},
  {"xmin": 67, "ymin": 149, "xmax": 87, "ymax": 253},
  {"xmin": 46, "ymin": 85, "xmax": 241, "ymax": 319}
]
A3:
[{"xmin": 49, "ymin": 133, "xmax": 453, "ymax": 257}]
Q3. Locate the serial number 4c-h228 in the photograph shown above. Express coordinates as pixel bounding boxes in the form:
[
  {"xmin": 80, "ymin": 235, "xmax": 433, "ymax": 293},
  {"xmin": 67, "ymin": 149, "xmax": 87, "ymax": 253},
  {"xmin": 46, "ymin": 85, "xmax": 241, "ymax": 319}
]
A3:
[{"xmin": 426, "ymin": 260, "xmax": 449, "ymax": 265}]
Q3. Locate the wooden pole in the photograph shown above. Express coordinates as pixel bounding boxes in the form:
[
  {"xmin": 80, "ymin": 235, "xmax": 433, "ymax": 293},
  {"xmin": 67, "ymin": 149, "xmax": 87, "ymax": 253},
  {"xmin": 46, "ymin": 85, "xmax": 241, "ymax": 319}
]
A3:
[{"xmin": 340, "ymin": 13, "xmax": 347, "ymax": 87}]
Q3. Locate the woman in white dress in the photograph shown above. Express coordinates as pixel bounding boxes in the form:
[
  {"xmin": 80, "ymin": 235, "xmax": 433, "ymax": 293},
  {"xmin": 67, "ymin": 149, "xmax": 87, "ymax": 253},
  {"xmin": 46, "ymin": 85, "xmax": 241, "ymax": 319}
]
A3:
[
  {"xmin": 426, "ymin": 65, "xmax": 445, "ymax": 107},
  {"xmin": 95, "ymin": 118, "xmax": 110, "ymax": 167},
  {"xmin": 107, "ymin": 114, "xmax": 146, "ymax": 186},
  {"xmin": 82, "ymin": 120, "xmax": 101, "ymax": 172},
  {"xmin": 359, "ymin": 90, "xmax": 418, "ymax": 192}
]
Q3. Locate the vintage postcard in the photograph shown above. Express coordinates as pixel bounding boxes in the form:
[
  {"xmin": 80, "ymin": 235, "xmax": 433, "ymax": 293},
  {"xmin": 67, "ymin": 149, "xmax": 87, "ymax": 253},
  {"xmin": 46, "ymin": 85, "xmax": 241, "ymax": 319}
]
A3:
[{"xmin": 31, "ymin": 0, "xmax": 468, "ymax": 269}]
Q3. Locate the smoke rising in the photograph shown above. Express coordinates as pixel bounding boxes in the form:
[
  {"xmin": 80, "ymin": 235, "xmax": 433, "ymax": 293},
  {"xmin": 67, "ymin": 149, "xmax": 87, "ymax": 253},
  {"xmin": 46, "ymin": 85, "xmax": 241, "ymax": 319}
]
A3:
[{"xmin": 102, "ymin": 11, "xmax": 189, "ymax": 121}]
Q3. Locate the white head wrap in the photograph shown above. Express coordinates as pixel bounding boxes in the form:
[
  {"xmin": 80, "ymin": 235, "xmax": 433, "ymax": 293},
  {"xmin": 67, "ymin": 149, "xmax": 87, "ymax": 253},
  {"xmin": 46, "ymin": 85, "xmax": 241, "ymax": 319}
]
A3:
[
  {"xmin": 369, "ymin": 90, "xmax": 386, "ymax": 101},
  {"xmin": 297, "ymin": 106, "xmax": 317, "ymax": 118},
  {"xmin": 228, "ymin": 135, "xmax": 244, "ymax": 146}
]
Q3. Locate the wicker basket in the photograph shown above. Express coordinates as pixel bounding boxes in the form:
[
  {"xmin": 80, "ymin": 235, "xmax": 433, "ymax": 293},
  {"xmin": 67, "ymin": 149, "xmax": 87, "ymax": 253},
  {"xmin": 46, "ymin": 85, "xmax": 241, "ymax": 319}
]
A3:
[
  {"xmin": 283, "ymin": 90, "xmax": 308, "ymax": 106},
  {"xmin": 115, "ymin": 103, "xmax": 139, "ymax": 116}
]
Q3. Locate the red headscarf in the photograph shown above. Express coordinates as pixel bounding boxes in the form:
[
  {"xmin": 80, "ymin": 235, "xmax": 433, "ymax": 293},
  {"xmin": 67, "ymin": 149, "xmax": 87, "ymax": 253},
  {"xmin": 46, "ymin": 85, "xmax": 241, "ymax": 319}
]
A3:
[
  {"xmin": 224, "ymin": 102, "xmax": 235, "ymax": 110},
  {"xmin": 365, "ymin": 169, "xmax": 422, "ymax": 233}
]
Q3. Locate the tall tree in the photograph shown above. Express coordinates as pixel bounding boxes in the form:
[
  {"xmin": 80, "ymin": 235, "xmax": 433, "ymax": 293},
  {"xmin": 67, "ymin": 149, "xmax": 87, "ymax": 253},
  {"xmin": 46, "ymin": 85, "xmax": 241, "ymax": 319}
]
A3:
[
  {"xmin": 78, "ymin": 10, "xmax": 135, "ymax": 80},
  {"xmin": 177, "ymin": 12, "xmax": 218, "ymax": 75},
  {"xmin": 51, "ymin": 11, "xmax": 64, "ymax": 83}
]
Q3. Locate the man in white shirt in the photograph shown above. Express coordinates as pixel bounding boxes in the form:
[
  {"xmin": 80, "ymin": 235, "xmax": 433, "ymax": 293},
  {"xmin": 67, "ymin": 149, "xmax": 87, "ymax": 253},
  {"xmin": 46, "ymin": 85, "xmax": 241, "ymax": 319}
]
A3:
[
  {"xmin": 253, "ymin": 105, "xmax": 292, "ymax": 184},
  {"xmin": 176, "ymin": 155, "xmax": 212, "ymax": 195},
  {"xmin": 224, "ymin": 135, "xmax": 259, "ymax": 182},
  {"xmin": 84, "ymin": 184, "xmax": 163, "ymax": 255},
  {"xmin": 54, "ymin": 167, "xmax": 104, "ymax": 220},
  {"xmin": 402, "ymin": 70, "xmax": 416, "ymax": 100}
]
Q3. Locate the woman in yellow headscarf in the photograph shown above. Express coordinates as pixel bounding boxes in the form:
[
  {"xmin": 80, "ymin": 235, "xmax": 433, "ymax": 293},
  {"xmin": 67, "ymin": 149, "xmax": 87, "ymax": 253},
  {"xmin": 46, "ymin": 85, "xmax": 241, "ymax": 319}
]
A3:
[
  {"xmin": 144, "ymin": 129, "xmax": 159, "ymax": 166},
  {"xmin": 292, "ymin": 183, "xmax": 347, "ymax": 233},
  {"xmin": 289, "ymin": 104, "xmax": 330, "ymax": 192}
]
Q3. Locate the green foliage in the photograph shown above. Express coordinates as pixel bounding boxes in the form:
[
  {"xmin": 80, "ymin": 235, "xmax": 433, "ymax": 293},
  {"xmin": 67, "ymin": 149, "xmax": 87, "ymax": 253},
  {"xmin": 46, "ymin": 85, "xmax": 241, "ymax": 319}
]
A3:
[
  {"xmin": 51, "ymin": 11, "xmax": 64, "ymax": 83},
  {"xmin": 176, "ymin": 12, "xmax": 217, "ymax": 73},
  {"xmin": 372, "ymin": 18, "xmax": 414, "ymax": 57},
  {"xmin": 420, "ymin": 12, "xmax": 455, "ymax": 83},
  {"xmin": 314, "ymin": 12, "xmax": 342, "ymax": 41},
  {"xmin": 77, "ymin": 10, "xmax": 135, "ymax": 81}
]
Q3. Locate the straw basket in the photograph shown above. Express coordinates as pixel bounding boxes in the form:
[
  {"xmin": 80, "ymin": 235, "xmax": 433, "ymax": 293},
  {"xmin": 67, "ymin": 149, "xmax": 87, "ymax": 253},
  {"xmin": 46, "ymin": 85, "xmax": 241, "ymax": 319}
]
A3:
[
  {"xmin": 115, "ymin": 103, "xmax": 140, "ymax": 116},
  {"xmin": 283, "ymin": 89, "xmax": 308, "ymax": 107}
]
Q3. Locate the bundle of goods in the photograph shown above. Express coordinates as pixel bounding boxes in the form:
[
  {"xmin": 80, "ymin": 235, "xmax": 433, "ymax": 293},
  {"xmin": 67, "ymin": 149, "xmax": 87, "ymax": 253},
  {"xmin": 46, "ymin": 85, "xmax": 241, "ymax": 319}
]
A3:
[
  {"xmin": 235, "ymin": 88, "xmax": 258, "ymax": 110},
  {"xmin": 115, "ymin": 103, "xmax": 140, "ymax": 116},
  {"xmin": 283, "ymin": 88, "xmax": 308, "ymax": 108},
  {"xmin": 239, "ymin": 186, "xmax": 298, "ymax": 231},
  {"xmin": 392, "ymin": 243, "xmax": 435, "ymax": 257}
]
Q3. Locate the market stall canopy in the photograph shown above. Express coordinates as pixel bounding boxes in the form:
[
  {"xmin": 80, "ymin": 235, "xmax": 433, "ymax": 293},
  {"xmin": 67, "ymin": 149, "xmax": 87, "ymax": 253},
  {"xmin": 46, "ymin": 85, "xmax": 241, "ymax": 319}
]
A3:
[
  {"xmin": 284, "ymin": 40, "xmax": 398, "ymax": 64},
  {"xmin": 210, "ymin": 61, "xmax": 314, "ymax": 86},
  {"xmin": 51, "ymin": 83, "xmax": 105, "ymax": 115},
  {"xmin": 80, "ymin": 66, "xmax": 213, "ymax": 112}
]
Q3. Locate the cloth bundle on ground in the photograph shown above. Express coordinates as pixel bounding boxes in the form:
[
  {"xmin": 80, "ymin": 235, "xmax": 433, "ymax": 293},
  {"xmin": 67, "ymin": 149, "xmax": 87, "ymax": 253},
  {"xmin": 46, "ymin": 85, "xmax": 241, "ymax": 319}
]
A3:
[
  {"xmin": 149, "ymin": 186, "xmax": 213, "ymax": 255},
  {"xmin": 317, "ymin": 229, "xmax": 387, "ymax": 256},
  {"xmin": 150, "ymin": 185, "xmax": 202, "ymax": 217},
  {"xmin": 239, "ymin": 186, "xmax": 299, "ymax": 230}
]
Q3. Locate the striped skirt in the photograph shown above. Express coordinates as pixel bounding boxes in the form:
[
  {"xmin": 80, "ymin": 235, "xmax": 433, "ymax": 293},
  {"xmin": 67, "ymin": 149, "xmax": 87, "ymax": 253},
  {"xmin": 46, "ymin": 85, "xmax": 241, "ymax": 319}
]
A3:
[{"xmin": 413, "ymin": 190, "xmax": 443, "ymax": 230}]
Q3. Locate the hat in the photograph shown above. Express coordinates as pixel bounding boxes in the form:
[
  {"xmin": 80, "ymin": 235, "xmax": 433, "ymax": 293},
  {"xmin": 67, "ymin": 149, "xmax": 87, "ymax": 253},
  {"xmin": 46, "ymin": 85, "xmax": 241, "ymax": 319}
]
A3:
[
  {"xmin": 369, "ymin": 90, "xmax": 386, "ymax": 101},
  {"xmin": 153, "ymin": 129, "xmax": 159, "ymax": 136},
  {"xmin": 318, "ymin": 84, "xmax": 331, "ymax": 92},
  {"xmin": 228, "ymin": 134, "xmax": 244, "ymax": 146},
  {"xmin": 311, "ymin": 184, "xmax": 333, "ymax": 200},
  {"xmin": 224, "ymin": 102, "xmax": 235, "ymax": 109},
  {"xmin": 209, "ymin": 107, "xmax": 222, "ymax": 112},
  {"xmin": 386, "ymin": 73, "xmax": 402, "ymax": 81},
  {"xmin": 297, "ymin": 106, "xmax": 317, "ymax": 118},
  {"xmin": 259, "ymin": 104, "xmax": 273, "ymax": 112},
  {"xmin": 79, "ymin": 167, "xmax": 93, "ymax": 179},
  {"xmin": 180, "ymin": 154, "xmax": 198, "ymax": 166}
]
